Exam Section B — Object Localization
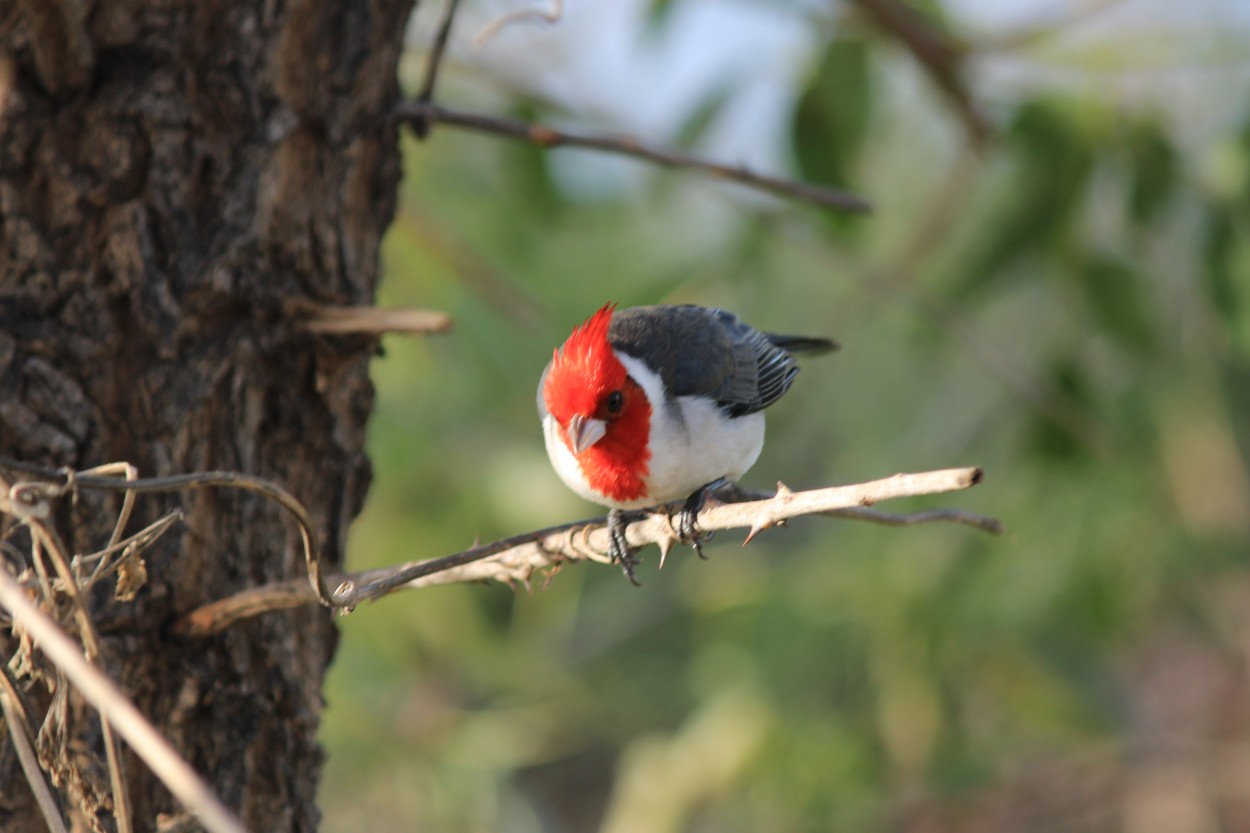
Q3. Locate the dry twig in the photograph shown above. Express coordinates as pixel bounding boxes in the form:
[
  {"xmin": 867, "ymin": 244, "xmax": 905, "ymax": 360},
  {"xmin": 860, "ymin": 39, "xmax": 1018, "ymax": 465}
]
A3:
[
  {"xmin": 0, "ymin": 565, "xmax": 248, "ymax": 833},
  {"xmin": 10, "ymin": 480, "xmax": 134, "ymax": 833},
  {"xmin": 293, "ymin": 303, "xmax": 453, "ymax": 335},
  {"xmin": 0, "ymin": 654, "xmax": 69, "ymax": 833}
]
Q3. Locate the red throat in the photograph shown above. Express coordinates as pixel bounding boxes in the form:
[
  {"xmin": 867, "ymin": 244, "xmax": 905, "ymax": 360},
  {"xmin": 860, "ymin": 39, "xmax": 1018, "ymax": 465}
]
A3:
[{"xmin": 544, "ymin": 304, "xmax": 652, "ymax": 503}]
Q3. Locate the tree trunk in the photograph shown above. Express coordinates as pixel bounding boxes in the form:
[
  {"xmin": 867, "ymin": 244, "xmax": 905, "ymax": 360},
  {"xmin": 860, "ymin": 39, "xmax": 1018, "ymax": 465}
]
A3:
[{"xmin": 0, "ymin": 0, "xmax": 414, "ymax": 829}]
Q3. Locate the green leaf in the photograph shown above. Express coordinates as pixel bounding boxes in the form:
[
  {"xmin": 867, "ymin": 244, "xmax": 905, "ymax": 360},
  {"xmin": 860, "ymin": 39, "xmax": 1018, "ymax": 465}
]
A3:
[
  {"xmin": 1123, "ymin": 117, "xmax": 1177, "ymax": 227},
  {"xmin": 1074, "ymin": 249, "xmax": 1157, "ymax": 354},
  {"xmin": 791, "ymin": 36, "xmax": 873, "ymax": 190},
  {"xmin": 1203, "ymin": 203, "xmax": 1250, "ymax": 355},
  {"xmin": 1027, "ymin": 354, "xmax": 1096, "ymax": 464},
  {"xmin": 1202, "ymin": 205, "xmax": 1240, "ymax": 328}
]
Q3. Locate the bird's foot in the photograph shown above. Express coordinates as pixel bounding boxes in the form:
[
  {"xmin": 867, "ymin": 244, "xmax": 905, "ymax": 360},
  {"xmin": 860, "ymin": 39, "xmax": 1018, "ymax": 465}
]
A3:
[
  {"xmin": 671, "ymin": 479, "xmax": 730, "ymax": 560},
  {"xmin": 607, "ymin": 508, "xmax": 642, "ymax": 586}
]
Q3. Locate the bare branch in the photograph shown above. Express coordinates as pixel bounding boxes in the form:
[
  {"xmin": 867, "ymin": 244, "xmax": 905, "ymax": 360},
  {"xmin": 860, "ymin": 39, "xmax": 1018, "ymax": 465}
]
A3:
[
  {"xmin": 846, "ymin": 0, "xmax": 991, "ymax": 146},
  {"xmin": 293, "ymin": 303, "xmax": 453, "ymax": 335},
  {"xmin": 175, "ymin": 581, "xmax": 315, "ymax": 637},
  {"xmin": 0, "ymin": 564, "xmax": 250, "ymax": 833},
  {"xmin": 411, "ymin": 0, "xmax": 463, "ymax": 138},
  {"xmin": 395, "ymin": 101, "xmax": 873, "ymax": 215},
  {"xmin": 177, "ymin": 467, "xmax": 995, "ymax": 636},
  {"xmin": 1, "ymin": 457, "xmax": 997, "ymax": 640}
]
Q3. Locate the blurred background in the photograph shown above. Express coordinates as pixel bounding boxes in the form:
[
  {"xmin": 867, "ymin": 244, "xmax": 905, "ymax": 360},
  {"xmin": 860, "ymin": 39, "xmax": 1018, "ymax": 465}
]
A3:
[{"xmin": 318, "ymin": 0, "xmax": 1250, "ymax": 830}]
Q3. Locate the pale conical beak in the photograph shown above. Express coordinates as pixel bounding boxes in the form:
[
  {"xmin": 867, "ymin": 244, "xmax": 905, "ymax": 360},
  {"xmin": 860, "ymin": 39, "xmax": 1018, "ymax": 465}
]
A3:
[{"xmin": 567, "ymin": 414, "xmax": 608, "ymax": 454}]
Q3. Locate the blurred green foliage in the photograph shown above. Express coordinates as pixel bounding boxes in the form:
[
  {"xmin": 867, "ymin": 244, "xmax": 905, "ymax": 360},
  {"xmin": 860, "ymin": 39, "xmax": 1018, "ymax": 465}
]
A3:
[
  {"xmin": 793, "ymin": 36, "xmax": 873, "ymax": 191},
  {"xmin": 319, "ymin": 3, "xmax": 1250, "ymax": 831}
]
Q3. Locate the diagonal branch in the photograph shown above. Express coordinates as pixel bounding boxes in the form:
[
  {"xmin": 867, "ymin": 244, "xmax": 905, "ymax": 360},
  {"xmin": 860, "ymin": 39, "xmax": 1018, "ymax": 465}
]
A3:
[
  {"xmin": 847, "ymin": 0, "xmax": 990, "ymax": 146},
  {"xmin": 176, "ymin": 467, "xmax": 996, "ymax": 636},
  {"xmin": 395, "ymin": 101, "xmax": 873, "ymax": 215},
  {"xmin": 1, "ymin": 457, "xmax": 997, "ymax": 638}
]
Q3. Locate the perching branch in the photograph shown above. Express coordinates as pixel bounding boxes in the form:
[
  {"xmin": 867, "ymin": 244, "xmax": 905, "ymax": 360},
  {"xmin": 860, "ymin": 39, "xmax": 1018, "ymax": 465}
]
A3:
[
  {"xmin": 396, "ymin": 101, "xmax": 873, "ymax": 215},
  {"xmin": 176, "ymin": 466, "xmax": 997, "ymax": 636},
  {"xmin": 1, "ymin": 457, "xmax": 997, "ymax": 639},
  {"xmin": 1, "ymin": 456, "xmax": 997, "ymax": 639}
]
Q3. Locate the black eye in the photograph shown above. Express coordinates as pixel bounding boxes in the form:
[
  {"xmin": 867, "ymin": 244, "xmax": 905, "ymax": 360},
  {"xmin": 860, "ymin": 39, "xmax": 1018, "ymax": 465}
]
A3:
[{"xmin": 606, "ymin": 390, "xmax": 624, "ymax": 414}]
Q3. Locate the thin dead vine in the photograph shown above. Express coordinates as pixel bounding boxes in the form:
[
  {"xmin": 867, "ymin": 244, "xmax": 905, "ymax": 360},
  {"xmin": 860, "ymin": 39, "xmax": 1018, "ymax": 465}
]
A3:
[{"xmin": 0, "ymin": 462, "xmax": 247, "ymax": 833}]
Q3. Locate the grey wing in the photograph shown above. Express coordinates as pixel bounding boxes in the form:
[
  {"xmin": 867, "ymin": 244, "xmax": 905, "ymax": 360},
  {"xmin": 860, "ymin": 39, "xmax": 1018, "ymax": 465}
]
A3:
[{"xmin": 609, "ymin": 305, "xmax": 799, "ymax": 417}]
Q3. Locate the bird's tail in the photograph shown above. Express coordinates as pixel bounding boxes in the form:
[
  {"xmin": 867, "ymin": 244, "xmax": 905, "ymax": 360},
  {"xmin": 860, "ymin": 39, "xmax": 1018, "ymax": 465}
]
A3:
[{"xmin": 766, "ymin": 333, "xmax": 839, "ymax": 355}]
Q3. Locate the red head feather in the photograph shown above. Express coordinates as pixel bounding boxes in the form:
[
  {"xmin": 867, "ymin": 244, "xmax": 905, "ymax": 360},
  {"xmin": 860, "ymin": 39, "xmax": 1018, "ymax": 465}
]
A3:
[
  {"xmin": 543, "ymin": 303, "xmax": 652, "ymax": 503},
  {"xmin": 543, "ymin": 303, "xmax": 622, "ymax": 420}
]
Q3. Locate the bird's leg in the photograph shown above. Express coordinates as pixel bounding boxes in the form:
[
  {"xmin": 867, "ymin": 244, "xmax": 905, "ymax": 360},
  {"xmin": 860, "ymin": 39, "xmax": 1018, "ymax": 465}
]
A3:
[
  {"xmin": 672, "ymin": 478, "xmax": 730, "ymax": 560},
  {"xmin": 607, "ymin": 508, "xmax": 642, "ymax": 586}
]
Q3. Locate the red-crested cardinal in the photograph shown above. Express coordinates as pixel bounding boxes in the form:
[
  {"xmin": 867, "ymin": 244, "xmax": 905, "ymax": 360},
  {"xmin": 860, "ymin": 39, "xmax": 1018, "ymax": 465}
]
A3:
[{"xmin": 538, "ymin": 303, "xmax": 835, "ymax": 582}]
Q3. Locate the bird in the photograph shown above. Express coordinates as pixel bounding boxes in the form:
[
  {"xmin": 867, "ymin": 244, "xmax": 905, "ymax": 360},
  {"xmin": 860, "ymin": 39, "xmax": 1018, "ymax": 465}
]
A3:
[{"xmin": 538, "ymin": 303, "xmax": 835, "ymax": 583}]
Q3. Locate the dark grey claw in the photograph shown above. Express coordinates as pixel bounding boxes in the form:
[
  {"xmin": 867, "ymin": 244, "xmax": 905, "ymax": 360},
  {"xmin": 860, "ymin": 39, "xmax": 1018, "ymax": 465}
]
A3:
[
  {"xmin": 607, "ymin": 508, "xmax": 642, "ymax": 586},
  {"xmin": 673, "ymin": 478, "xmax": 730, "ymax": 560}
]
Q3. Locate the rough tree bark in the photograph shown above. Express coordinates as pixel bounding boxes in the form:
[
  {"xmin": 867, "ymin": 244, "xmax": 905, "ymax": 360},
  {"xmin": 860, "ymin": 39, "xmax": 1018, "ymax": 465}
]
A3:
[{"xmin": 0, "ymin": 0, "xmax": 415, "ymax": 830}]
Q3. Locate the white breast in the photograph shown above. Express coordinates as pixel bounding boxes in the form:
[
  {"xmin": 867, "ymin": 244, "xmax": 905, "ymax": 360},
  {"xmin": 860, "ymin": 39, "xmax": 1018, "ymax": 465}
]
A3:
[{"xmin": 618, "ymin": 352, "xmax": 765, "ymax": 506}]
